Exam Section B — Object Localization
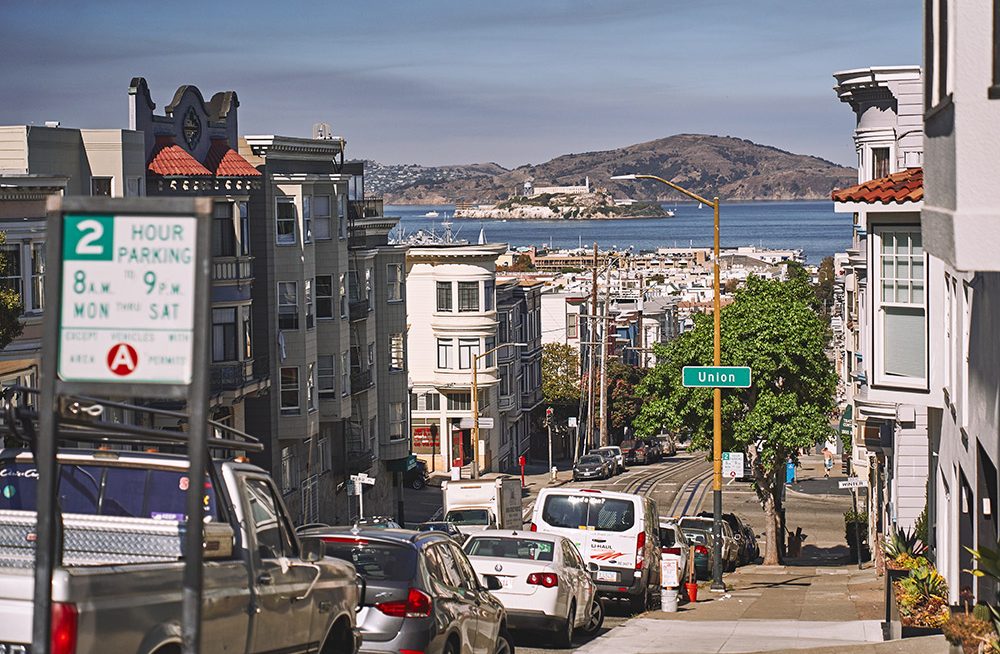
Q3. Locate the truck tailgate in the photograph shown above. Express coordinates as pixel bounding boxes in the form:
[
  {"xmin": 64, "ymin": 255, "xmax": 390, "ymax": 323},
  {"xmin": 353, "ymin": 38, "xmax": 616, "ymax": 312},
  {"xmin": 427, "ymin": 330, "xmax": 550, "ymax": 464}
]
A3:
[{"xmin": 0, "ymin": 566, "xmax": 32, "ymax": 645}]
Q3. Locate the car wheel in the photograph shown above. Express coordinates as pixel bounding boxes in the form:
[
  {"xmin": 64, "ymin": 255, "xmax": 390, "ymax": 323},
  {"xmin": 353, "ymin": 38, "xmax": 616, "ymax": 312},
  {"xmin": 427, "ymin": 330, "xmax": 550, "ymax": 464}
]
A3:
[
  {"xmin": 554, "ymin": 601, "xmax": 575, "ymax": 648},
  {"xmin": 410, "ymin": 477, "xmax": 426, "ymax": 490},
  {"xmin": 495, "ymin": 625, "xmax": 514, "ymax": 654},
  {"xmin": 579, "ymin": 597, "xmax": 604, "ymax": 638}
]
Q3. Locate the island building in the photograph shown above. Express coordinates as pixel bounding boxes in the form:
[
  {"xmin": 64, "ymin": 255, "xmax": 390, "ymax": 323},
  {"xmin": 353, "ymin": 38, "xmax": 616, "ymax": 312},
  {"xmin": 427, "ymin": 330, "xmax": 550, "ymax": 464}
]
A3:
[
  {"xmin": 831, "ymin": 66, "xmax": 940, "ymax": 559},
  {"xmin": 241, "ymin": 132, "xmax": 410, "ymax": 525},
  {"xmin": 920, "ymin": 0, "xmax": 1000, "ymax": 605},
  {"xmin": 0, "ymin": 122, "xmax": 144, "ymax": 391},
  {"xmin": 520, "ymin": 177, "xmax": 591, "ymax": 197}
]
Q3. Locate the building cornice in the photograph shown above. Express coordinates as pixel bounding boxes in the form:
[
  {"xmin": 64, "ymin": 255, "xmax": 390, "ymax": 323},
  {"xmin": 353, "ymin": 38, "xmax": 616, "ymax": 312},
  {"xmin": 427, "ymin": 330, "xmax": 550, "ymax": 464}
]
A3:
[{"xmin": 244, "ymin": 135, "xmax": 346, "ymax": 160}]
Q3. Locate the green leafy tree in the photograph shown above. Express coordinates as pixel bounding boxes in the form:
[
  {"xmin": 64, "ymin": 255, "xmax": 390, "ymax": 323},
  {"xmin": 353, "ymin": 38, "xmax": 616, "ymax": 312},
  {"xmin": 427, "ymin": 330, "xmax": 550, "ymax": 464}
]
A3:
[
  {"xmin": 542, "ymin": 343, "xmax": 580, "ymax": 413},
  {"xmin": 607, "ymin": 359, "xmax": 643, "ymax": 436},
  {"xmin": 634, "ymin": 275, "xmax": 836, "ymax": 564},
  {"xmin": 815, "ymin": 256, "xmax": 836, "ymax": 315},
  {"xmin": 0, "ymin": 235, "xmax": 22, "ymax": 348}
]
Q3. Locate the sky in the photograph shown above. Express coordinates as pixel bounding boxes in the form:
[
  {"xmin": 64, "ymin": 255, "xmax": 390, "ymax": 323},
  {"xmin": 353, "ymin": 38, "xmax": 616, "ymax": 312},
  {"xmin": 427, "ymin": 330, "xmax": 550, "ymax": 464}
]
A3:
[{"xmin": 1, "ymin": 0, "xmax": 921, "ymax": 168}]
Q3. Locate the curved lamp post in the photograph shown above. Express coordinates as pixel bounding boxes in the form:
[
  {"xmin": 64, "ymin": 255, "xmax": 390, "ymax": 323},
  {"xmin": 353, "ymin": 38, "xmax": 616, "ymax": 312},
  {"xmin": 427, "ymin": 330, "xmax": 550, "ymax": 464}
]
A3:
[{"xmin": 611, "ymin": 174, "xmax": 725, "ymax": 592}]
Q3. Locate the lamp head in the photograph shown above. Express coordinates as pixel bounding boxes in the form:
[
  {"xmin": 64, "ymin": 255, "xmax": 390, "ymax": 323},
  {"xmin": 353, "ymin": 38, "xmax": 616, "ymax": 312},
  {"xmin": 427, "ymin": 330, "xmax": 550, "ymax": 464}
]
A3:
[{"xmin": 610, "ymin": 174, "xmax": 639, "ymax": 181}]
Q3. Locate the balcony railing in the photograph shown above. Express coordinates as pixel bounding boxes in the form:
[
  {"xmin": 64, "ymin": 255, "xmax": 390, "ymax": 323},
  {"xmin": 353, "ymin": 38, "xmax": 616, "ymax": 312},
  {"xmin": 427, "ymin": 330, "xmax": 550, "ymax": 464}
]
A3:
[
  {"xmin": 351, "ymin": 368, "xmax": 373, "ymax": 392},
  {"xmin": 210, "ymin": 359, "xmax": 256, "ymax": 392},
  {"xmin": 349, "ymin": 299, "xmax": 370, "ymax": 321},
  {"xmin": 212, "ymin": 256, "xmax": 254, "ymax": 283}
]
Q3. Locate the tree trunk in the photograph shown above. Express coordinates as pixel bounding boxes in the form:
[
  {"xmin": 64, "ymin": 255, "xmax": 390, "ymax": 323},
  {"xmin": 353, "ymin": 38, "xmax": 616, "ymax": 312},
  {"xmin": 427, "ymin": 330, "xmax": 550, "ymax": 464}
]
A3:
[{"xmin": 750, "ymin": 449, "xmax": 783, "ymax": 566}]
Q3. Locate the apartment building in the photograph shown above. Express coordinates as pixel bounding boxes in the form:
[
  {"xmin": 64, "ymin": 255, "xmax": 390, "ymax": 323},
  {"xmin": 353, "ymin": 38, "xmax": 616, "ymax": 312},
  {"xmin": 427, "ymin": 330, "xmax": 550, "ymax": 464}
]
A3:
[
  {"xmin": 921, "ymin": 0, "xmax": 1000, "ymax": 605},
  {"xmin": 407, "ymin": 241, "xmax": 508, "ymax": 474},
  {"xmin": 496, "ymin": 278, "xmax": 544, "ymax": 469},
  {"xmin": 128, "ymin": 78, "xmax": 268, "ymax": 434},
  {"xmin": 831, "ymin": 66, "xmax": 943, "ymax": 551},
  {"xmin": 0, "ymin": 123, "xmax": 144, "ymax": 389}
]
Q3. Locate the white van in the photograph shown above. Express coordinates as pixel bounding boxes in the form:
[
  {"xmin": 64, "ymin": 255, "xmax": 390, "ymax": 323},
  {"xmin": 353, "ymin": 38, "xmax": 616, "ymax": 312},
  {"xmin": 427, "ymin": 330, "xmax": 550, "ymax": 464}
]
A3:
[{"xmin": 530, "ymin": 488, "xmax": 661, "ymax": 611}]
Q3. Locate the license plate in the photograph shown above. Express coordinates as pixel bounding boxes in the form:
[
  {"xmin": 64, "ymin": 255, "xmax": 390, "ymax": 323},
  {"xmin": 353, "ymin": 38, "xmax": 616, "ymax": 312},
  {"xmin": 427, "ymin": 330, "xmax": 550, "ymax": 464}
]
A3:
[
  {"xmin": 499, "ymin": 576, "xmax": 512, "ymax": 588},
  {"xmin": 596, "ymin": 570, "xmax": 617, "ymax": 582}
]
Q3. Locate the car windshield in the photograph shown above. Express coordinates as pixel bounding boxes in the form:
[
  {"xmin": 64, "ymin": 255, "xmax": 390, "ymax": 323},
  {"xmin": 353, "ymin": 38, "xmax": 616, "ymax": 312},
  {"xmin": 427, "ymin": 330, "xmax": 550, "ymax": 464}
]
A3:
[
  {"xmin": 541, "ymin": 494, "xmax": 635, "ymax": 532},
  {"xmin": 320, "ymin": 538, "xmax": 417, "ymax": 581},
  {"xmin": 446, "ymin": 509, "xmax": 490, "ymax": 525},
  {"xmin": 578, "ymin": 456, "xmax": 603, "ymax": 465},
  {"xmin": 465, "ymin": 536, "xmax": 555, "ymax": 561},
  {"xmin": 0, "ymin": 457, "xmax": 219, "ymax": 521}
]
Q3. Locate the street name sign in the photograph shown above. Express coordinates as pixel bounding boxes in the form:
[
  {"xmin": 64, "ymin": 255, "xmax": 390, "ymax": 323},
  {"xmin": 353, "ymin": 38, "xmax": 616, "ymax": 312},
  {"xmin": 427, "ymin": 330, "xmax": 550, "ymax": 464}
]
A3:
[
  {"xmin": 58, "ymin": 213, "xmax": 198, "ymax": 385},
  {"xmin": 722, "ymin": 452, "xmax": 745, "ymax": 479},
  {"xmin": 682, "ymin": 366, "xmax": 752, "ymax": 388},
  {"xmin": 839, "ymin": 477, "xmax": 868, "ymax": 489},
  {"xmin": 459, "ymin": 417, "xmax": 494, "ymax": 429}
]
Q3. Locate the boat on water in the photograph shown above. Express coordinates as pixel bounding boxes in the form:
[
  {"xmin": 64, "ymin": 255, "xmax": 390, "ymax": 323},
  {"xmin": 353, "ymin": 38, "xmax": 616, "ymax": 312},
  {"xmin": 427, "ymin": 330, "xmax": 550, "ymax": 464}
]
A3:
[
  {"xmin": 423, "ymin": 210, "xmax": 440, "ymax": 217},
  {"xmin": 664, "ymin": 209, "xmax": 676, "ymax": 217}
]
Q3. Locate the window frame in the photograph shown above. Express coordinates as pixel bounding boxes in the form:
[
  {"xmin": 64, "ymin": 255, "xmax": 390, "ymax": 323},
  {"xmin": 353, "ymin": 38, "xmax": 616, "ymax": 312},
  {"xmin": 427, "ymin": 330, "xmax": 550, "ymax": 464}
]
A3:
[
  {"xmin": 90, "ymin": 176, "xmax": 113, "ymax": 197},
  {"xmin": 275, "ymin": 197, "xmax": 297, "ymax": 246},
  {"xmin": 387, "ymin": 263, "xmax": 403, "ymax": 302},
  {"xmin": 313, "ymin": 195, "xmax": 332, "ymax": 240},
  {"xmin": 457, "ymin": 281, "xmax": 480, "ymax": 312},
  {"xmin": 437, "ymin": 281, "xmax": 453, "ymax": 312},
  {"xmin": 280, "ymin": 366, "xmax": 300, "ymax": 415},
  {"xmin": 389, "ymin": 332, "xmax": 405, "ymax": 371},
  {"xmin": 318, "ymin": 354, "xmax": 336, "ymax": 398},
  {"xmin": 304, "ymin": 278, "xmax": 314, "ymax": 329},
  {"xmin": 437, "ymin": 338, "xmax": 453, "ymax": 369},
  {"xmin": 302, "ymin": 195, "xmax": 312, "ymax": 244},
  {"xmin": 389, "ymin": 401, "xmax": 405, "ymax": 441},
  {"xmin": 277, "ymin": 281, "xmax": 299, "ymax": 330},
  {"xmin": 458, "ymin": 338, "xmax": 479, "ymax": 370},
  {"xmin": 211, "ymin": 306, "xmax": 238, "ymax": 363},
  {"xmin": 316, "ymin": 275, "xmax": 334, "ymax": 319}
]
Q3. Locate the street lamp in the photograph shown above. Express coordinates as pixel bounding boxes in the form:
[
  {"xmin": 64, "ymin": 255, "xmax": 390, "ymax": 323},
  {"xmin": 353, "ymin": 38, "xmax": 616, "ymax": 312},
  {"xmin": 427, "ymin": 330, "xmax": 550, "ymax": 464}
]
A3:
[
  {"xmin": 611, "ymin": 173, "xmax": 725, "ymax": 592},
  {"xmin": 471, "ymin": 341, "xmax": 528, "ymax": 479}
]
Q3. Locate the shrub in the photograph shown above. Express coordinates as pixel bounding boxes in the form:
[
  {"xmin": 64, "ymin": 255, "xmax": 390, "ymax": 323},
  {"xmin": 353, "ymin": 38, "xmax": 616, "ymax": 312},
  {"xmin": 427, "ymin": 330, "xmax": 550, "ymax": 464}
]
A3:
[
  {"xmin": 886, "ymin": 526, "xmax": 928, "ymax": 561},
  {"xmin": 895, "ymin": 565, "xmax": 950, "ymax": 628},
  {"xmin": 942, "ymin": 612, "xmax": 998, "ymax": 654}
]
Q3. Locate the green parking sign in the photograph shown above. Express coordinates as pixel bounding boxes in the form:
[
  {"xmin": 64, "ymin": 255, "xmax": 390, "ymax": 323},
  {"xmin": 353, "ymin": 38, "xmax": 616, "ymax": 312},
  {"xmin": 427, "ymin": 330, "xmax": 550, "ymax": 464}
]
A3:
[{"xmin": 63, "ymin": 215, "xmax": 114, "ymax": 261}]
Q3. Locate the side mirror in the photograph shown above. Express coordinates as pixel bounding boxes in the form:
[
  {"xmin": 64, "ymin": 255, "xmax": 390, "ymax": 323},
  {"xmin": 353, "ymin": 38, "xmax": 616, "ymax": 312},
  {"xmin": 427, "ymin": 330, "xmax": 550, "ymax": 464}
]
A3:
[
  {"xmin": 482, "ymin": 574, "xmax": 503, "ymax": 591},
  {"xmin": 587, "ymin": 562, "xmax": 600, "ymax": 573},
  {"xmin": 300, "ymin": 537, "xmax": 323, "ymax": 562}
]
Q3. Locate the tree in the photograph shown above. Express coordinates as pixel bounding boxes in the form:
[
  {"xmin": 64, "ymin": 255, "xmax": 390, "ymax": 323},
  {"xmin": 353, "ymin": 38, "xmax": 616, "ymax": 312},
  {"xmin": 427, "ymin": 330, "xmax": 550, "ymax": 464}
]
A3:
[
  {"xmin": 606, "ymin": 359, "xmax": 642, "ymax": 436},
  {"xmin": 815, "ymin": 256, "xmax": 836, "ymax": 314},
  {"xmin": 634, "ymin": 275, "xmax": 836, "ymax": 564},
  {"xmin": 0, "ymin": 235, "xmax": 22, "ymax": 349},
  {"xmin": 542, "ymin": 343, "xmax": 580, "ymax": 411},
  {"xmin": 505, "ymin": 253, "xmax": 536, "ymax": 272}
]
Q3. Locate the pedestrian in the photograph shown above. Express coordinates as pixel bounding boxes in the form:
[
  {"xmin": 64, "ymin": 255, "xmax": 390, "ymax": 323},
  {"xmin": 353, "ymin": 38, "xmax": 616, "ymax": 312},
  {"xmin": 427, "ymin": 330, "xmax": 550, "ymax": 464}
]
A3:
[
  {"xmin": 785, "ymin": 456, "xmax": 797, "ymax": 486},
  {"xmin": 822, "ymin": 447, "xmax": 834, "ymax": 479}
]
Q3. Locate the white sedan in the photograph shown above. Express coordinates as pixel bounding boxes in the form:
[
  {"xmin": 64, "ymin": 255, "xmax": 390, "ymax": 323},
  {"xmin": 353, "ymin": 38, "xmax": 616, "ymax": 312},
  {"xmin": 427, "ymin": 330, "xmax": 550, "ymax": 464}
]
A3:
[{"xmin": 464, "ymin": 529, "xmax": 604, "ymax": 647}]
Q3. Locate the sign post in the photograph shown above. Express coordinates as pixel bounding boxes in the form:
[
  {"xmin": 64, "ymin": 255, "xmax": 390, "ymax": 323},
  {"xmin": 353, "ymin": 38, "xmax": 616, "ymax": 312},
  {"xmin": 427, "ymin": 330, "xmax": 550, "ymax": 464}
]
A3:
[
  {"xmin": 35, "ymin": 197, "xmax": 211, "ymax": 654},
  {"xmin": 351, "ymin": 473, "xmax": 376, "ymax": 520}
]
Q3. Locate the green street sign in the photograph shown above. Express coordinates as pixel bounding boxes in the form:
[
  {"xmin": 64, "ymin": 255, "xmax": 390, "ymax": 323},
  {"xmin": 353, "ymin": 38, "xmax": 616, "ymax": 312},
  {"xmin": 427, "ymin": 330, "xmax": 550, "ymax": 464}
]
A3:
[{"xmin": 682, "ymin": 366, "xmax": 752, "ymax": 388}]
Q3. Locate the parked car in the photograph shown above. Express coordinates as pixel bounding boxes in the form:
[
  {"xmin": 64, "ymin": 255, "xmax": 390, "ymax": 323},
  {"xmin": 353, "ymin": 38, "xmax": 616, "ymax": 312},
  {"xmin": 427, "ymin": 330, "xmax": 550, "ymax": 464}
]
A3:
[
  {"xmin": 358, "ymin": 516, "xmax": 403, "ymax": 529},
  {"xmin": 590, "ymin": 446, "xmax": 625, "ymax": 474},
  {"xmin": 464, "ymin": 530, "xmax": 604, "ymax": 646},
  {"xmin": 620, "ymin": 439, "xmax": 649, "ymax": 465},
  {"xmin": 575, "ymin": 454, "xmax": 613, "ymax": 481},
  {"xmin": 417, "ymin": 521, "xmax": 468, "ymax": 544},
  {"xmin": 643, "ymin": 439, "xmax": 663, "ymax": 463},
  {"xmin": 679, "ymin": 516, "xmax": 739, "ymax": 572},
  {"xmin": 302, "ymin": 526, "xmax": 514, "ymax": 654},
  {"xmin": 655, "ymin": 434, "xmax": 677, "ymax": 457},
  {"xmin": 697, "ymin": 512, "xmax": 757, "ymax": 565},
  {"xmin": 531, "ymin": 487, "xmax": 661, "ymax": 612},
  {"xmin": 405, "ymin": 459, "xmax": 429, "ymax": 490},
  {"xmin": 679, "ymin": 526, "xmax": 716, "ymax": 580},
  {"xmin": 658, "ymin": 519, "xmax": 690, "ymax": 588}
]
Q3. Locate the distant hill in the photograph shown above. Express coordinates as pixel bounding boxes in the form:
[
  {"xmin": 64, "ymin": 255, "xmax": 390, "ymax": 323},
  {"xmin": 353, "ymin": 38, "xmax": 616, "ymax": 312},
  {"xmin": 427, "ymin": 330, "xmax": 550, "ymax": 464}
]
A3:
[{"xmin": 365, "ymin": 134, "xmax": 855, "ymax": 204}]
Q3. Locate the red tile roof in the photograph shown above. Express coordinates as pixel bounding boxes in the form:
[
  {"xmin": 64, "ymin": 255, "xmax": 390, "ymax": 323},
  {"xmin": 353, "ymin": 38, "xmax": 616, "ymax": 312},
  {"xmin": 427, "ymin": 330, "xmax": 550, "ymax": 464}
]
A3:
[
  {"xmin": 831, "ymin": 167, "xmax": 923, "ymax": 204},
  {"xmin": 147, "ymin": 135, "xmax": 212, "ymax": 177},
  {"xmin": 204, "ymin": 138, "xmax": 261, "ymax": 177}
]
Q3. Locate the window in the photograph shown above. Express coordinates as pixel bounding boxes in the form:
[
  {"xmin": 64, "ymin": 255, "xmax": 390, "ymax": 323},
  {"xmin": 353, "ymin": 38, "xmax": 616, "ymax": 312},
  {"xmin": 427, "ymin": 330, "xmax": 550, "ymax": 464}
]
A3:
[
  {"xmin": 410, "ymin": 393, "xmax": 418, "ymax": 411},
  {"xmin": 351, "ymin": 346, "xmax": 362, "ymax": 373},
  {"xmin": 367, "ymin": 342, "xmax": 376, "ymax": 369},
  {"xmin": 313, "ymin": 195, "xmax": 331, "ymax": 239},
  {"xmin": 307, "ymin": 363, "xmax": 316, "ymax": 412},
  {"xmin": 925, "ymin": 0, "xmax": 950, "ymax": 108},
  {"xmin": 0, "ymin": 244, "xmax": 22, "ymax": 300},
  {"xmin": 389, "ymin": 333, "xmax": 404, "ymax": 371},
  {"xmin": 389, "ymin": 402, "xmax": 405, "ymax": 440},
  {"xmin": 448, "ymin": 393, "xmax": 471, "ymax": 411},
  {"xmin": 437, "ymin": 339, "xmax": 453, "ymax": 369},
  {"xmin": 280, "ymin": 447, "xmax": 296, "ymax": 494},
  {"xmin": 242, "ymin": 306, "xmax": 253, "ymax": 359},
  {"xmin": 339, "ymin": 273, "xmax": 348, "ymax": 317},
  {"xmin": 876, "ymin": 228, "xmax": 926, "ymax": 384},
  {"xmin": 458, "ymin": 338, "xmax": 479, "ymax": 370},
  {"xmin": 484, "ymin": 280, "xmax": 495, "ymax": 311},
  {"xmin": 348, "ymin": 271, "xmax": 359, "ymax": 302},
  {"xmin": 567, "ymin": 312, "xmax": 579, "ymax": 338},
  {"xmin": 276, "ymin": 199, "xmax": 296, "ymax": 245},
  {"xmin": 212, "ymin": 203, "xmax": 237, "ymax": 257},
  {"xmin": 318, "ymin": 355, "xmax": 336, "ymax": 397},
  {"xmin": 302, "ymin": 195, "xmax": 312, "ymax": 244},
  {"xmin": 212, "ymin": 308, "xmax": 237, "ymax": 362},
  {"xmin": 871, "ymin": 147, "xmax": 890, "ymax": 180},
  {"xmin": 239, "ymin": 201, "xmax": 251, "ymax": 255},
  {"xmin": 30, "ymin": 243, "xmax": 43, "ymax": 312},
  {"xmin": 426, "ymin": 392, "xmax": 441, "ymax": 411},
  {"xmin": 338, "ymin": 195, "xmax": 348, "ymax": 239},
  {"xmin": 458, "ymin": 281, "xmax": 479, "ymax": 312},
  {"xmin": 316, "ymin": 275, "xmax": 333, "ymax": 319},
  {"xmin": 246, "ymin": 477, "xmax": 298, "ymax": 558},
  {"xmin": 437, "ymin": 281, "xmax": 453, "ymax": 312},
  {"xmin": 500, "ymin": 363, "xmax": 512, "ymax": 397},
  {"xmin": 90, "ymin": 177, "xmax": 112, "ymax": 197},
  {"xmin": 341, "ymin": 352, "xmax": 349, "ymax": 396},
  {"xmin": 280, "ymin": 367, "xmax": 300, "ymax": 414},
  {"xmin": 484, "ymin": 337, "xmax": 496, "ymax": 368},
  {"xmin": 541, "ymin": 495, "xmax": 635, "ymax": 532},
  {"xmin": 498, "ymin": 311, "xmax": 510, "ymax": 342},
  {"xmin": 278, "ymin": 282, "xmax": 299, "ymax": 330},
  {"xmin": 304, "ymin": 279, "xmax": 314, "ymax": 329},
  {"xmin": 317, "ymin": 435, "xmax": 330, "ymax": 472},
  {"xmin": 387, "ymin": 263, "xmax": 402, "ymax": 301}
]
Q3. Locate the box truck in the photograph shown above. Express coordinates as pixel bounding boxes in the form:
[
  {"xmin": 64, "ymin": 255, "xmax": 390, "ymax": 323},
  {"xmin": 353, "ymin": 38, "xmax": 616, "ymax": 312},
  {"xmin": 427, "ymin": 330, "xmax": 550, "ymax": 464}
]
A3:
[{"xmin": 442, "ymin": 476, "xmax": 523, "ymax": 532}]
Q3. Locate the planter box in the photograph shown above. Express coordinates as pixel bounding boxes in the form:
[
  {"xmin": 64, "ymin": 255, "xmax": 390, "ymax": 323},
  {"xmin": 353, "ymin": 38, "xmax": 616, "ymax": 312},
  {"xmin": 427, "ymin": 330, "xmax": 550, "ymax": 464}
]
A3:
[{"xmin": 885, "ymin": 575, "xmax": 945, "ymax": 640}]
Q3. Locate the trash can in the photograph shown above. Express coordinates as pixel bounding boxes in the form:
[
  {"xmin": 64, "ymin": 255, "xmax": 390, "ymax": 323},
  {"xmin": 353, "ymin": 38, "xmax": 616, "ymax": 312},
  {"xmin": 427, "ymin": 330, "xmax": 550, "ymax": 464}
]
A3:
[{"xmin": 661, "ymin": 587, "xmax": 678, "ymax": 612}]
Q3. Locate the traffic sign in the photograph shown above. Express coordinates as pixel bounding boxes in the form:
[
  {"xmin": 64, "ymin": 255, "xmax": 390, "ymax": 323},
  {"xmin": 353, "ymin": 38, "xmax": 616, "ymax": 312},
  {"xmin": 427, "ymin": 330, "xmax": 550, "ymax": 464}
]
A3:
[
  {"xmin": 721, "ymin": 452, "xmax": 744, "ymax": 479},
  {"xmin": 459, "ymin": 417, "xmax": 494, "ymax": 429},
  {"xmin": 683, "ymin": 366, "xmax": 752, "ymax": 388},
  {"xmin": 57, "ymin": 213, "xmax": 198, "ymax": 385},
  {"xmin": 567, "ymin": 417, "xmax": 578, "ymax": 428},
  {"xmin": 839, "ymin": 477, "xmax": 868, "ymax": 489}
]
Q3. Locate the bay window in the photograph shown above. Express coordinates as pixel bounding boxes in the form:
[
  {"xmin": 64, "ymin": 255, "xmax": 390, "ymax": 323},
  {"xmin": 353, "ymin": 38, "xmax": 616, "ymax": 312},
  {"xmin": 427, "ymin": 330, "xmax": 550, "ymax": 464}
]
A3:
[
  {"xmin": 212, "ymin": 307, "xmax": 237, "ymax": 362},
  {"xmin": 437, "ymin": 281, "xmax": 453, "ymax": 312},
  {"xmin": 313, "ymin": 195, "xmax": 331, "ymax": 239},
  {"xmin": 458, "ymin": 338, "xmax": 479, "ymax": 369},
  {"xmin": 875, "ymin": 227, "xmax": 927, "ymax": 386},
  {"xmin": 458, "ymin": 281, "xmax": 479, "ymax": 312},
  {"xmin": 437, "ymin": 338, "xmax": 453, "ymax": 369}
]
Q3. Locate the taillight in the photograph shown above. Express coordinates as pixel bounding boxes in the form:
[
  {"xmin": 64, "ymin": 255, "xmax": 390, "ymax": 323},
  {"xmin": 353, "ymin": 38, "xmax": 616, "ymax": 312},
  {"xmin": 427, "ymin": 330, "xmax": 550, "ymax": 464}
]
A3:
[
  {"xmin": 375, "ymin": 588, "xmax": 433, "ymax": 618},
  {"xmin": 635, "ymin": 531, "xmax": 646, "ymax": 570},
  {"xmin": 51, "ymin": 602, "xmax": 78, "ymax": 654},
  {"xmin": 694, "ymin": 545, "xmax": 708, "ymax": 555},
  {"xmin": 662, "ymin": 546, "xmax": 681, "ymax": 556},
  {"xmin": 529, "ymin": 522, "xmax": 537, "ymax": 532},
  {"xmin": 527, "ymin": 572, "xmax": 558, "ymax": 588}
]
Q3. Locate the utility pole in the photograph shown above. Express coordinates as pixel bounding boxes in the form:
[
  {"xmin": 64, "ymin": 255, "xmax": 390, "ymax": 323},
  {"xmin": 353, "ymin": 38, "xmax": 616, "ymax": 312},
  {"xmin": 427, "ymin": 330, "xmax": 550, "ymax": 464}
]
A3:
[
  {"xmin": 588, "ymin": 242, "xmax": 598, "ymax": 450},
  {"xmin": 599, "ymin": 257, "xmax": 613, "ymax": 447}
]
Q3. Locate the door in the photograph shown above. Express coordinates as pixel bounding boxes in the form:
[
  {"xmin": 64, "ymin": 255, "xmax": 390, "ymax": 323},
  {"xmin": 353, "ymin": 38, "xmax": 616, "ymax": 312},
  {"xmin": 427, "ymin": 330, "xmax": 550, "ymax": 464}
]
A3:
[
  {"xmin": 448, "ymin": 541, "xmax": 502, "ymax": 654},
  {"xmin": 243, "ymin": 476, "xmax": 317, "ymax": 653},
  {"xmin": 562, "ymin": 539, "xmax": 591, "ymax": 625},
  {"xmin": 426, "ymin": 542, "xmax": 479, "ymax": 653}
]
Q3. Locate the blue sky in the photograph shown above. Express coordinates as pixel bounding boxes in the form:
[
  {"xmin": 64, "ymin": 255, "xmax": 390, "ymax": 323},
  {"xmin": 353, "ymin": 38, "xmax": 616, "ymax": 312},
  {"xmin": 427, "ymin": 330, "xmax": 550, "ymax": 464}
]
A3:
[{"xmin": 2, "ymin": 0, "xmax": 920, "ymax": 168}]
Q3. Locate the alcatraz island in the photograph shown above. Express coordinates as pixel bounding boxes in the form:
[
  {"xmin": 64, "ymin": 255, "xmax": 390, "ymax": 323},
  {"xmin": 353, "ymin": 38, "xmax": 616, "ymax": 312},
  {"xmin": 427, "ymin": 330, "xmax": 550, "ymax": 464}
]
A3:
[{"xmin": 453, "ymin": 178, "xmax": 673, "ymax": 220}]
